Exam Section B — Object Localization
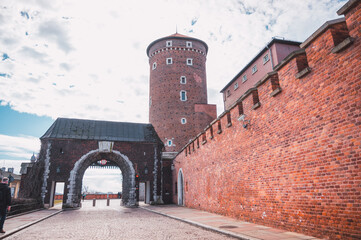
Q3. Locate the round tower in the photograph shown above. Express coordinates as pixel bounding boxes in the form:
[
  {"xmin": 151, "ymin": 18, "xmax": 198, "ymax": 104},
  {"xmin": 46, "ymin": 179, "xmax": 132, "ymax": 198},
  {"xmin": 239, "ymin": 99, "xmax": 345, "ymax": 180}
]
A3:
[{"xmin": 147, "ymin": 33, "xmax": 216, "ymax": 152}]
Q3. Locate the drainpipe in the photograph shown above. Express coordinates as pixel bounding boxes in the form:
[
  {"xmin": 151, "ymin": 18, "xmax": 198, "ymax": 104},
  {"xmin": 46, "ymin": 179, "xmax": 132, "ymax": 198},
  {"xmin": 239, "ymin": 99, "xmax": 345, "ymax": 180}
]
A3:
[{"xmin": 266, "ymin": 44, "xmax": 274, "ymax": 70}]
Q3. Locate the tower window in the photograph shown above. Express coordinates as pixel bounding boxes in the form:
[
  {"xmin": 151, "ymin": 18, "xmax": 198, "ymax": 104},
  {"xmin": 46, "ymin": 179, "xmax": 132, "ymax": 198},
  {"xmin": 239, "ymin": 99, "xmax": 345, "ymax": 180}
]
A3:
[
  {"xmin": 186, "ymin": 58, "xmax": 193, "ymax": 66},
  {"xmin": 234, "ymin": 82, "xmax": 238, "ymax": 90},
  {"xmin": 242, "ymin": 74, "xmax": 247, "ymax": 82},
  {"xmin": 180, "ymin": 90, "xmax": 187, "ymax": 101},
  {"xmin": 181, "ymin": 118, "xmax": 187, "ymax": 124},
  {"xmin": 227, "ymin": 90, "xmax": 231, "ymax": 97},
  {"xmin": 263, "ymin": 54, "xmax": 269, "ymax": 64},
  {"xmin": 252, "ymin": 64, "xmax": 257, "ymax": 74},
  {"xmin": 186, "ymin": 41, "xmax": 192, "ymax": 48},
  {"xmin": 167, "ymin": 139, "xmax": 173, "ymax": 146},
  {"xmin": 180, "ymin": 76, "xmax": 186, "ymax": 84},
  {"xmin": 166, "ymin": 41, "xmax": 172, "ymax": 47},
  {"xmin": 152, "ymin": 62, "xmax": 157, "ymax": 70},
  {"xmin": 166, "ymin": 58, "xmax": 173, "ymax": 65}
]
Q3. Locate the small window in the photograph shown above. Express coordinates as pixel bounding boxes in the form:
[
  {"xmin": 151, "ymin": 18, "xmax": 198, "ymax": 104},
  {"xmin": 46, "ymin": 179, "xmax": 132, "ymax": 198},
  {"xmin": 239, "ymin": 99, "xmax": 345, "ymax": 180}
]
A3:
[
  {"xmin": 166, "ymin": 41, "xmax": 172, "ymax": 47},
  {"xmin": 180, "ymin": 76, "xmax": 186, "ymax": 84},
  {"xmin": 227, "ymin": 90, "xmax": 231, "ymax": 97},
  {"xmin": 186, "ymin": 41, "xmax": 192, "ymax": 48},
  {"xmin": 186, "ymin": 58, "xmax": 193, "ymax": 66},
  {"xmin": 242, "ymin": 74, "xmax": 247, "ymax": 82},
  {"xmin": 263, "ymin": 54, "xmax": 269, "ymax": 64},
  {"xmin": 180, "ymin": 90, "xmax": 187, "ymax": 101},
  {"xmin": 166, "ymin": 58, "xmax": 173, "ymax": 65},
  {"xmin": 234, "ymin": 82, "xmax": 238, "ymax": 90},
  {"xmin": 149, "ymin": 96, "xmax": 152, "ymax": 107},
  {"xmin": 252, "ymin": 65, "xmax": 257, "ymax": 74},
  {"xmin": 167, "ymin": 140, "xmax": 173, "ymax": 146},
  {"xmin": 152, "ymin": 62, "xmax": 157, "ymax": 70},
  {"xmin": 181, "ymin": 118, "xmax": 187, "ymax": 124}
]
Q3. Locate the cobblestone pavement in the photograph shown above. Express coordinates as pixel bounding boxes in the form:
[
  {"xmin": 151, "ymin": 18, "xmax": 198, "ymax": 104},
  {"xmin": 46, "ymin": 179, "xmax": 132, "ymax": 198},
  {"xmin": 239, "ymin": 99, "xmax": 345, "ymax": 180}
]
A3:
[{"xmin": 6, "ymin": 200, "xmax": 234, "ymax": 240}]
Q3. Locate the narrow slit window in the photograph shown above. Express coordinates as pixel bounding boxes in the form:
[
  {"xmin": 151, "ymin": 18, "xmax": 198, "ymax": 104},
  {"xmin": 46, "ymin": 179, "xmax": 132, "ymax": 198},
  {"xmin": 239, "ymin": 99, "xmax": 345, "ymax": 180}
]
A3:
[
  {"xmin": 180, "ymin": 91, "xmax": 187, "ymax": 101},
  {"xmin": 166, "ymin": 58, "xmax": 173, "ymax": 65},
  {"xmin": 186, "ymin": 41, "xmax": 192, "ymax": 48},
  {"xmin": 152, "ymin": 62, "xmax": 157, "ymax": 70},
  {"xmin": 166, "ymin": 40, "xmax": 172, "ymax": 47}
]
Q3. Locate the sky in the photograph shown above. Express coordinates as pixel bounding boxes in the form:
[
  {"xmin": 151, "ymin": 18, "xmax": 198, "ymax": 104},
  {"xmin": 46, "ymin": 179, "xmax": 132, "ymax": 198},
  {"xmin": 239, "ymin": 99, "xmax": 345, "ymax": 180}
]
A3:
[{"xmin": 0, "ymin": 0, "xmax": 347, "ymax": 192}]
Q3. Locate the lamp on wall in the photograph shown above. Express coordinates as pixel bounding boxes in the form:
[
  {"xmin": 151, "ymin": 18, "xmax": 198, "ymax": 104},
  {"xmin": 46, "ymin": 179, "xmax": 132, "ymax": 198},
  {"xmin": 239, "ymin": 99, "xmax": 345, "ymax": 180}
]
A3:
[{"xmin": 238, "ymin": 114, "xmax": 251, "ymax": 129}]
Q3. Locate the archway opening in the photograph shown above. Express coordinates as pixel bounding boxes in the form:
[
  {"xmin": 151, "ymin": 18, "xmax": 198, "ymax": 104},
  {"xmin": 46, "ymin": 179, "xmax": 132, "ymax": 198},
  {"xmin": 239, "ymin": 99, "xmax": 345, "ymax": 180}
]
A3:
[
  {"xmin": 65, "ymin": 150, "xmax": 136, "ymax": 208},
  {"xmin": 82, "ymin": 160, "xmax": 123, "ymax": 203}
]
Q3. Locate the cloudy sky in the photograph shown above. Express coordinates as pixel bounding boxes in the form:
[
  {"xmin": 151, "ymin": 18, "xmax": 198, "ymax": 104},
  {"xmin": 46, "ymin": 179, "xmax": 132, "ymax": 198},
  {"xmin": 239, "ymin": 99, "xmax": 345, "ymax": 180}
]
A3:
[{"xmin": 0, "ymin": 0, "xmax": 346, "ymax": 192}]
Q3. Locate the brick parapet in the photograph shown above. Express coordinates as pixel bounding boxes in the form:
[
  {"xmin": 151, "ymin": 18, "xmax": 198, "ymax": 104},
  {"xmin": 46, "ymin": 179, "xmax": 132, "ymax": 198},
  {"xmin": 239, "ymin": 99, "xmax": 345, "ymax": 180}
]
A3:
[{"xmin": 173, "ymin": 1, "xmax": 361, "ymax": 238}]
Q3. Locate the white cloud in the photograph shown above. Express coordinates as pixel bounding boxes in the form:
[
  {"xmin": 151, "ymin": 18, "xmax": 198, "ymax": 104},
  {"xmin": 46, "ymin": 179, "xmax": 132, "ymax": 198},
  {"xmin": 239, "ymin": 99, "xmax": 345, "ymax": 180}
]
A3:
[
  {"xmin": 0, "ymin": 134, "xmax": 40, "ymax": 173},
  {"xmin": 83, "ymin": 168, "xmax": 122, "ymax": 193},
  {"xmin": 0, "ymin": 0, "xmax": 347, "ymax": 123},
  {"xmin": 0, "ymin": 0, "xmax": 347, "ymax": 190}
]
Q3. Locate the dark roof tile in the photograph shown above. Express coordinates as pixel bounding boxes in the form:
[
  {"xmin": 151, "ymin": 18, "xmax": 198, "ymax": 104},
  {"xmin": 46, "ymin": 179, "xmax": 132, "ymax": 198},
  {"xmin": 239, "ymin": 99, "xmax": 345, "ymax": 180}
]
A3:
[{"xmin": 41, "ymin": 118, "xmax": 162, "ymax": 143}]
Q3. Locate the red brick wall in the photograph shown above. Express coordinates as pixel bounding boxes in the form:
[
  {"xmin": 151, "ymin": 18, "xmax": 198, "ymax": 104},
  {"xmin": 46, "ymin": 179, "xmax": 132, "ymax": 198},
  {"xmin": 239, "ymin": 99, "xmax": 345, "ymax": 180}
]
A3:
[
  {"xmin": 55, "ymin": 194, "xmax": 120, "ymax": 200},
  {"xmin": 148, "ymin": 36, "xmax": 216, "ymax": 152},
  {"xmin": 37, "ymin": 139, "xmax": 162, "ymax": 206},
  {"xmin": 172, "ymin": 2, "xmax": 361, "ymax": 239}
]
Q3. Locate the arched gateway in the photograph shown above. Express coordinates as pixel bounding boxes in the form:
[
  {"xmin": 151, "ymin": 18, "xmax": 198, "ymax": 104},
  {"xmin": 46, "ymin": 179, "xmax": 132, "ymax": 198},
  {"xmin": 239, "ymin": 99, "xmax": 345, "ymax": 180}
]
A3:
[
  {"xmin": 66, "ymin": 150, "xmax": 135, "ymax": 208},
  {"xmin": 19, "ymin": 118, "xmax": 165, "ymax": 208}
]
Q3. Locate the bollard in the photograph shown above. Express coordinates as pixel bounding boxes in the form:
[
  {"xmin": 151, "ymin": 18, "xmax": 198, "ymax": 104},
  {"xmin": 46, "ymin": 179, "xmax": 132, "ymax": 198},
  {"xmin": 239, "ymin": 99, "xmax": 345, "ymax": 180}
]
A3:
[
  {"xmin": 93, "ymin": 199, "xmax": 96, "ymax": 207},
  {"xmin": 107, "ymin": 198, "xmax": 110, "ymax": 206}
]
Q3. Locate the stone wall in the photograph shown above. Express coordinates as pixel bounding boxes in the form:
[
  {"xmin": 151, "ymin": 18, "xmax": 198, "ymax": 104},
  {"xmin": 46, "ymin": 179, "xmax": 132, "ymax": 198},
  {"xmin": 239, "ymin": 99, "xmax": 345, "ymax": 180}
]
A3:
[{"xmin": 172, "ymin": 1, "xmax": 361, "ymax": 239}]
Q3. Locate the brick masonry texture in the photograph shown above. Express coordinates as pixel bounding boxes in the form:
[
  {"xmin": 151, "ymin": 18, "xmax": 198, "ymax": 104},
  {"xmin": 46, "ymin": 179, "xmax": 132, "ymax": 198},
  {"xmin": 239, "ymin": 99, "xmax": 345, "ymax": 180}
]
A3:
[
  {"xmin": 172, "ymin": 2, "xmax": 361, "ymax": 240},
  {"xmin": 20, "ymin": 138, "xmax": 163, "ymax": 207},
  {"xmin": 148, "ymin": 36, "xmax": 216, "ymax": 152}
]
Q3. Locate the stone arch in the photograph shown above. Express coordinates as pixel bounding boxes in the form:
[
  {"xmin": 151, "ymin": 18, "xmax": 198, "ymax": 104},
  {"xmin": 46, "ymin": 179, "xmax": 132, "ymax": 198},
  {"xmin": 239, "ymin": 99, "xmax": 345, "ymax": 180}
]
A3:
[
  {"xmin": 177, "ymin": 168, "xmax": 184, "ymax": 206},
  {"xmin": 65, "ymin": 150, "xmax": 136, "ymax": 208}
]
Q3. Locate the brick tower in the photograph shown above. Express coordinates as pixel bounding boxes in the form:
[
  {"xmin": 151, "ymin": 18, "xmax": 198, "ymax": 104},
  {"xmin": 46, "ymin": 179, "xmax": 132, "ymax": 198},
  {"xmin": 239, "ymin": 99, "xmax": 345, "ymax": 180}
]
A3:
[{"xmin": 147, "ymin": 33, "xmax": 217, "ymax": 152}]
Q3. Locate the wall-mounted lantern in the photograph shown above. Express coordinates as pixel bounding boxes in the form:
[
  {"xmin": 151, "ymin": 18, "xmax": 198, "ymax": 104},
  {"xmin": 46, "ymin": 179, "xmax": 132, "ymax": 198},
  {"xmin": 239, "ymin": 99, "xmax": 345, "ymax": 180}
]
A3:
[
  {"xmin": 144, "ymin": 166, "xmax": 148, "ymax": 175},
  {"xmin": 238, "ymin": 114, "xmax": 251, "ymax": 129}
]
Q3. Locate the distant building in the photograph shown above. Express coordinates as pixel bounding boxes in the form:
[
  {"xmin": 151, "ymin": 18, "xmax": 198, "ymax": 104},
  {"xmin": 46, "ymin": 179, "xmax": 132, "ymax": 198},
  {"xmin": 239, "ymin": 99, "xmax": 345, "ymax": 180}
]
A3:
[
  {"xmin": 220, "ymin": 38, "xmax": 301, "ymax": 110},
  {"xmin": 0, "ymin": 168, "xmax": 21, "ymax": 198},
  {"xmin": 30, "ymin": 153, "xmax": 36, "ymax": 162}
]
